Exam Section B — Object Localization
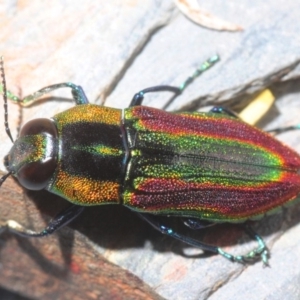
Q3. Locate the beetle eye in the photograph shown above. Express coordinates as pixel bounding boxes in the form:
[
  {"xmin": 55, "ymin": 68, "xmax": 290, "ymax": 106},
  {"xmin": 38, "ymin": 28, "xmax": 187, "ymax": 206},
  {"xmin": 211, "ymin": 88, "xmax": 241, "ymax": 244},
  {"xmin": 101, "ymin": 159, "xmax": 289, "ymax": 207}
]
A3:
[
  {"xmin": 20, "ymin": 118, "xmax": 57, "ymax": 137},
  {"xmin": 18, "ymin": 159, "xmax": 57, "ymax": 190}
]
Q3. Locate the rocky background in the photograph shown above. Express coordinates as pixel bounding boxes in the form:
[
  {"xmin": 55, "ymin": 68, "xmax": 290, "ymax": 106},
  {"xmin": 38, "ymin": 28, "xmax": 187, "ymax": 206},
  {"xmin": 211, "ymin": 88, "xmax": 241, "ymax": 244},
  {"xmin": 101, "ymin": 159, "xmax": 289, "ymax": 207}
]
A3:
[{"xmin": 0, "ymin": 1, "xmax": 300, "ymax": 299}]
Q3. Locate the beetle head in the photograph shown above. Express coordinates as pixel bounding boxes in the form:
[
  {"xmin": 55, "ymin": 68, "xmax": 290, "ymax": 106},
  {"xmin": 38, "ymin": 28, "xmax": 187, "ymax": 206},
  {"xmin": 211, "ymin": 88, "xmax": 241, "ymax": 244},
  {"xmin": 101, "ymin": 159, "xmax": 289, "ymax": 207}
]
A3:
[
  {"xmin": 4, "ymin": 118, "xmax": 58, "ymax": 190},
  {"xmin": 0, "ymin": 57, "xmax": 59, "ymax": 191}
]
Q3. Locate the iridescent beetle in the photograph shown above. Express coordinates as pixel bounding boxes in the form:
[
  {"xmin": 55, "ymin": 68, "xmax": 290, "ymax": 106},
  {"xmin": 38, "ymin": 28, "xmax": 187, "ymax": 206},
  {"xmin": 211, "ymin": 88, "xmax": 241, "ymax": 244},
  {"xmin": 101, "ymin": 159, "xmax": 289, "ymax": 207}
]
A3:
[{"xmin": 1, "ymin": 55, "xmax": 300, "ymax": 265}]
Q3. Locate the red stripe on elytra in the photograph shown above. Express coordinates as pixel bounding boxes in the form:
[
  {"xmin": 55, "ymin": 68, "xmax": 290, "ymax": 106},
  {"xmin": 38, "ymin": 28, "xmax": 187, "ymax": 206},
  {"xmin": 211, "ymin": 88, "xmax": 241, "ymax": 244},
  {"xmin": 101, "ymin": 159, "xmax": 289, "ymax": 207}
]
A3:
[
  {"xmin": 135, "ymin": 174, "xmax": 300, "ymax": 193},
  {"xmin": 127, "ymin": 180, "xmax": 300, "ymax": 219}
]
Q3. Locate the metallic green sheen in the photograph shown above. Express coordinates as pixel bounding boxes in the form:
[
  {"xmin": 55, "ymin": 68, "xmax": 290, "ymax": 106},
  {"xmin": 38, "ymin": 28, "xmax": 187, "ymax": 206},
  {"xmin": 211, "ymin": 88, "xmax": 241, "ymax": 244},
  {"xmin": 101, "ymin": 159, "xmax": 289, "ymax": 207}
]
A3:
[{"xmin": 122, "ymin": 106, "xmax": 300, "ymax": 222}]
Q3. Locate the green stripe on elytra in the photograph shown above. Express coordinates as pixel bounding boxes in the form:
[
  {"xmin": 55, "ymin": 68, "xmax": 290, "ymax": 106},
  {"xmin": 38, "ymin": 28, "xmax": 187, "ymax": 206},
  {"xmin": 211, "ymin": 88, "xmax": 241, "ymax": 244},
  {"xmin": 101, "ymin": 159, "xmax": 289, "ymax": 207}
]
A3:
[
  {"xmin": 137, "ymin": 132, "xmax": 279, "ymax": 162},
  {"xmin": 132, "ymin": 167, "xmax": 282, "ymax": 190},
  {"xmin": 136, "ymin": 132, "xmax": 281, "ymax": 164},
  {"xmin": 72, "ymin": 144, "xmax": 123, "ymax": 156},
  {"xmin": 131, "ymin": 132, "xmax": 283, "ymax": 186}
]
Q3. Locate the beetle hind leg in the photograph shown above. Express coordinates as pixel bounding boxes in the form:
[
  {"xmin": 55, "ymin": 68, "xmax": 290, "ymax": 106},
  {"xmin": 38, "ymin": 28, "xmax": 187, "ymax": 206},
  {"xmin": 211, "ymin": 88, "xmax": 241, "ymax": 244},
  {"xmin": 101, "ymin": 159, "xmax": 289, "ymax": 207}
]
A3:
[
  {"xmin": 0, "ymin": 205, "xmax": 84, "ymax": 238},
  {"xmin": 139, "ymin": 213, "xmax": 219, "ymax": 255},
  {"xmin": 218, "ymin": 224, "xmax": 269, "ymax": 266},
  {"xmin": 139, "ymin": 213, "xmax": 269, "ymax": 265}
]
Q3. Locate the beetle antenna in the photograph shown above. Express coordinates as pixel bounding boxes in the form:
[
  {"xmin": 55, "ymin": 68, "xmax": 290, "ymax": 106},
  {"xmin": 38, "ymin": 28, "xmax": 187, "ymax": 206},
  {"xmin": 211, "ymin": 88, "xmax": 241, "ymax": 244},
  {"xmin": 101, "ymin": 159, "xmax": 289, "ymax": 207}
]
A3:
[
  {"xmin": 1, "ymin": 57, "xmax": 14, "ymax": 143},
  {"xmin": 0, "ymin": 171, "xmax": 12, "ymax": 187}
]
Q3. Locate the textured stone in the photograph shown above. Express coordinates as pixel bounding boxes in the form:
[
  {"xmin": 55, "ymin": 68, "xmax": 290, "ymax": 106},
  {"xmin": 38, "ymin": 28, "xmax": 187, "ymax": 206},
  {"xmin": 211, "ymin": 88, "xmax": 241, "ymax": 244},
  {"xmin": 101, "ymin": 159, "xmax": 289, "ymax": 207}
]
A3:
[{"xmin": 0, "ymin": 1, "xmax": 300, "ymax": 299}]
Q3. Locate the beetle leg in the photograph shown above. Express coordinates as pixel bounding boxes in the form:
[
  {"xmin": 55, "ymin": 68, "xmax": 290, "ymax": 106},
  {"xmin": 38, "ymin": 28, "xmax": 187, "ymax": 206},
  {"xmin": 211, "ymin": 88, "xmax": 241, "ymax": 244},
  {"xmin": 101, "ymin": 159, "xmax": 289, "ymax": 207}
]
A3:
[
  {"xmin": 183, "ymin": 218, "xmax": 215, "ymax": 229},
  {"xmin": 6, "ymin": 82, "xmax": 89, "ymax": 107},
  {"xmin": 138, "ymin": 213, "xmax": 219, "ymax": 254},
  {"xmin": 211, "ymin": 106, "xmax": 300, "ymax": 137},
  {"xmin": 130, "ymin": 86, "xmax": 181, "ymax": 106},
  {"xmin": 139, "ymin": 214, "xmax": 269, "ymax": 265},
  {"xmin": 218, "ymin": 224, "xmax": 269, "ymax": 266},
  {"xmin": 130, "ymin": 55, "xmax": 220, "ymax": 107},
  {"xmin": 267, "ymin": 125, "xmax": 300, "ymax": 134},
  {"xmin": 0, "ymin": 205, "xmax": 84, "ymax": 238},
  {"xmin": 177, "ymin": 54, "xmax": 219, "ymax": 93},
  {"xmin": 210, "ymin": 106, "xmax": 239, "ymax": 118}
]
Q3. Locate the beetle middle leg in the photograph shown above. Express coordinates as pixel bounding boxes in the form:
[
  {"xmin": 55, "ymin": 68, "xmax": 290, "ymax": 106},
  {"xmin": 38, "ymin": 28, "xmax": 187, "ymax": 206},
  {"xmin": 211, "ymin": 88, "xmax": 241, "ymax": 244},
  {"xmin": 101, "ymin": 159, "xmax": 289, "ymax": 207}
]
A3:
[
  {"xmin": 0, "ymin": 205, "xmax": 84, "ymax": 238},
  {"xmin": 210, "ymin": 106, "xmax": 239, "ymax": 118},
  {"xmin": 211, "ymin": 102, "xmax": 300, "ymax": 135},
  {"xmin": 139, "ymin": 213, "xmax": 269, "ymax": 265},
  {"xmin": 130, "ymin": 55, "xmax": 220, "ymax": 107}
]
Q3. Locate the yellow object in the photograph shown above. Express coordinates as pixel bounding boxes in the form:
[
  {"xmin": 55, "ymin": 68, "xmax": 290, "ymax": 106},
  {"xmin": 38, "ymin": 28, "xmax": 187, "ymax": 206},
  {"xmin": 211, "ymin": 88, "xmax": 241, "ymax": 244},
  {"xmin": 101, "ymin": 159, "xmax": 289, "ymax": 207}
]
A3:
[{"xmin": 239, "ymin": 89, "xmax": 275, "ymax": 125}]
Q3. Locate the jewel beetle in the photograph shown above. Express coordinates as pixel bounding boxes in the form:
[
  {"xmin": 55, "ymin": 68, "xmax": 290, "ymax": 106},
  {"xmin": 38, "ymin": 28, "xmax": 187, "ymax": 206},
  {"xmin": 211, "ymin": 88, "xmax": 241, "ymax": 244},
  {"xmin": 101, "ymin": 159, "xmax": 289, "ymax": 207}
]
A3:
[{"xmin": 1, "ymin": 55, "xmax": 300, "ymax": 265}]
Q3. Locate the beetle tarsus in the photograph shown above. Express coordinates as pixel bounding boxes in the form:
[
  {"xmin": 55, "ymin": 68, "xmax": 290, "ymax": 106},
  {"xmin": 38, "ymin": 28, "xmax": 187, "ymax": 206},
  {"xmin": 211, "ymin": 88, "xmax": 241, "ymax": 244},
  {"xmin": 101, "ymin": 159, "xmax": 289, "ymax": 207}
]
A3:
[
  {"xmin": 178, "ymin": 54, "xmax": 220, "ymax": 92},
  {"xmin": 217, "ymin": 246, "xmax": 269, "ymax": 266},
  {"xmin": 0, "ymin": 205, "xmax": 84, "ymax": 238},
  {"xmin": 217, "ymin": 224, "xmax": 269, "ymax": 266}
]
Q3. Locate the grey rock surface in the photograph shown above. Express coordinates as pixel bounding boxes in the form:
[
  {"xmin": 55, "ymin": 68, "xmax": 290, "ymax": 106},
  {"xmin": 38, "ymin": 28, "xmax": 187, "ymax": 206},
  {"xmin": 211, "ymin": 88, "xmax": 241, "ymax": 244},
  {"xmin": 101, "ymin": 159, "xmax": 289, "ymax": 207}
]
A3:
[{"xmin": 0, "ymin": 1, "xmax": 300, "ymax": 299}]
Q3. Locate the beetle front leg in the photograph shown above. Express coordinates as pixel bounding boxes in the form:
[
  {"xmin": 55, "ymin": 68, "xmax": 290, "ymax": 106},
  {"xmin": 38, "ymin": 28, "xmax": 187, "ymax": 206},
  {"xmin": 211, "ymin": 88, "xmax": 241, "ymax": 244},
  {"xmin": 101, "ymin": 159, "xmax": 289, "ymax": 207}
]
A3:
[
  {"xmin": 3, "ymin": 82, "xmax": 89, "ymax": 107},
  {"xmin": 0, "ymin": 205, "xmax": 84, "ymax": 238}
]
